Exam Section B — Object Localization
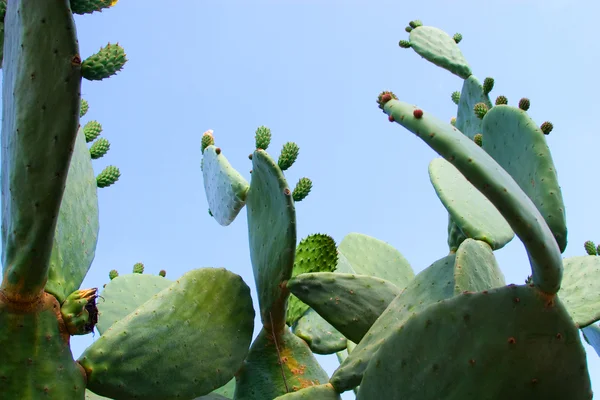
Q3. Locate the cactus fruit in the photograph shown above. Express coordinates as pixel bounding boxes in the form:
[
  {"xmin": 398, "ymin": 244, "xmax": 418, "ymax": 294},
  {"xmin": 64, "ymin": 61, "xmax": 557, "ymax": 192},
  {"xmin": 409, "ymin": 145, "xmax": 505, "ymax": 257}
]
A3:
[
  {"xmin": 452, "ymin": 33, "xmax": 462, "ymax": 43},
  {"xmin": 80, "ymin": 98, "xmax": 90, "ymax": 117},
  {"xmin": 255, "ymin": 125, "xmax": 272, "ymax": 150},
  {"xmin": 473, "ymin": 102, "xmax": 489, "ymax": 119},
  {"xmin": 109, "ymin": 269, "xmax": 119, "ymax": 280},
  {"xmin": 133, "ymin": 262, "xmax": 145, "ymax": 274},
  {"xmin": 159, "ymin": 269, "xmax": 167, "ymax": 277},
  {"xmin": 482, "ymin": 77, "xmax": 494, "ymax": 95},
  {"xmin": 96, "ymin": 165, "xmax": 121, "ymax": 188},
  {"xmin": 405, "ymin": 26, "xmax": 412, "ymax": 33},
  {"xmin": 518, "ymin": 97, "xmax": 531, "ymax": 111},
  {"xmin": 84, "ymin": 120, "xmax": 103, "ymax": 142},
  {"xmin": 82, "ymin": 43, "xmax": 127, "ymax": 81},
  {"xmin": 277, "ymin": 142, "xmax": 300, "ymax": 171},
  {"xmin": 292, "ymin": 177, "xmax": 313, "ymax": 202},
  {"xmin": 201, "ymin": 129, "xmax": 215, "ymax": 152},
  {"xmin": 540, "ymin": 121, "xmax": 554, "ymax": 134},
  {"xmin": 89, "ymin": 137, "xmax": 111, "ymax": 159},
  {"xmin": 451, "ymin": 90, "xmax": 461, "ymax": 105},
  {"xmin": 495, "ymin": 95, "xmax": 508, "ymax": 105},
  {"xmin": 473, "ymin": 133, "xmax": 483, "ymax": 147},
  {"xmin": 585, "ymin": 240, "xmax": 597, "ymax": 256}
]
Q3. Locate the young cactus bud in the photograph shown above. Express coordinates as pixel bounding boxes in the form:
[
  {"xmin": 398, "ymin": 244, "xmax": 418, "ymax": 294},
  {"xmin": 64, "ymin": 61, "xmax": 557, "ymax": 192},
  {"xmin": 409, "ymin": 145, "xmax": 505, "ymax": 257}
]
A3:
[
  {"xmin": 109, "ymin": 269, "xmax": 119, "ymax": 280},
  {"xmin": 451, "ymin": 91, "xmax": 461, "ymax": 105},
  {"xmin": 473, "ymin": 133, "xmax": 483, "ymax": 147},
  {"xmin": 495, "ymin": 95, "xmax": 508, "ymax": 105},
  {"xmin": 453, "ymin": 33, "xmax": 463, "ymax": 44},
  {"xmin": 133, "ymin": 263, "xmax": 145, "ymax": 274},
  {"xmin": 482, "ymin": 77, "xmax": 494, "ymax": 95},
  {"xmin": 201, "ymin": 129, "xmax": 215, "ymax": 153},
  {"xmin": 278, "ymin": 142, "xmax": 300, "ymax": 171},
  {"xmin": 82, "ymin": 43, "xmax": 127, "ymax": 81},
  {"xmin": 450, "ymin": 117, "xmax": 457, "ymax": 126},
  {"xmin": 584, "ymin": 240, "xmax": 597, "ymax": 256},
  {"xmin": 71, "ymin": 0, "xmax": 119, "ymax": 15},
  {"xmin": 292, "ymin": 177, "xmax": 313, "ymax": 202},
  {"xmin": 399, "ymin": 40, "xmax": 412, "ymax": 49},
  {"xmin": 159, "ymin": 270, "xmax": 167, "ymax": 277},
  {"xmin": 255, "ymin": 126, "xmax": 272, "ymax": 150},
  {"xmin": 377, "ymin": 90, "xmax": 398, "ymax": 109},
  {"xmin": 96, "ymin": 165, "xmax": 121, "ymax": 188},
  {"xmin": 60, "ymin": 288, "xmax": 98, "ymax": 336},
  {"xmin": 83, "ymin": 120, "xmax": 103, "ymax": 143},
  {"xmin": 405, "ymin": 26, "xmax": 412, "ymax": 33},
  {"xmin": 409, "ymin": 20, "xmax": 423, "ymax": 28},
  {"xmin": 90, "ymin": 137, "xmax": 111, "ymax": 159},
  {"xmin": 518, "ymin": 98, "xmax": 531, "ymax": 111},
  {"xmin": 473, "ymin": 102, "xmax": 489, "ymax": 119},
  {"xmin": 540, "ymin": 121, "xmax": 553, "ymax": 135},
  {"xmin": 80, "ymin": 98, "xmax": 89, "ymax": 117}
]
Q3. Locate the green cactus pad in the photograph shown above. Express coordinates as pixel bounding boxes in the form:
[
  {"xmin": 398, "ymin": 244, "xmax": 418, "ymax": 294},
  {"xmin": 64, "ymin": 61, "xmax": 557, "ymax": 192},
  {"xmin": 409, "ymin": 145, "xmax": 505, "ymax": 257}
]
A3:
[
  {"xmin": 357, "ymin": 285, "xmax": 592, "ymax": 399},
  {"xmin": 332, "ymin": 239, "xmax": 506, "ymax": 392},
  {"xmin": 286, "ymin": 234, "xmax": 338, "ymax": 327},
  {"xmin": 582, "ymin": 324, "xmax": 600, "ymax": 357},
  {"xmin": 96, "ymin": 273, "xmax": 173, "ymax": 334},
  {"xmin": 246, "ymin": 149, "xmax": 297, "ymax": 330},
  {"xmin": 202, "ymin": 145, "xmax": 250, "ymax": 227},
  {"xmin": 90, "ymin": 137, "xmax": 110, "ymax": 159},
  {"xmin": 557, "ymin": 256, "xmax": 600, "ymax": 328},
  {"xmin": 0, "ymin": 1, "xmax": 82, "ymax": 301},
  {"xmin": 234, "ymin": 328, "xmax": 329, "ymax": 400},
  {"xmin": 293, "ymin": 308, "xmax": 347, "ymax": 355},
  {"xmin": 79, "ymin": 268, "xmax": 255, "ymax": 400},
  {"xmin": 81, "ymin": 43, "xmax": 127, "ymax": 81},
  {"xmin": 274, "ymin": 383, "xmax": 342, "ymax": 399},
  {"xmin": 408, "ymin": 25, "xmax": 472, "ymax": 79},
  {"xmin": 85, "ymin": 389, "xmax": 113, "ymax": 399},
  {"xmin": 429, "ymin": 157, "xmax": 514, "ymax": 250},
  {"xmin": 380, "ymin": 97, "xmax": 563, "ymax": 294},
  {"xmin": 0, "ymin": 293, "xmax": 86, "ymax": 399},
  {"xmin": 96, "ymin": 165, "xmax": 120, "ymax": 188},
  {"xmin": 337, "ymin": 233, "xmax": 414, "ymax": 289},
  {"xmin": 447, "ymin": 215, "xmax": 467, "ymax": 253},
  {"xmin": 481, "ymin": 104, "xmax": 567, "ymax": 252},
  {"xmin": 45, "ymin": 128, "xmax": 100, "ymax": 302},
  {"xmin": 71, "ymin": 0, "xmax": 117, "ymax": 14},
  {"xmin": 211, "ymin": 377, "xmax": 236, "ymax": 399},
  {"xmin": 455, "ymin": 75, "xmax": 493, "ymax": 140},
  {"xmin": 84, "ymin": 120, "xmax": 103, "ymax": 142},
  {"xmin": 288, "ymin": 272, "xmax": 401, "ymax": 344}
]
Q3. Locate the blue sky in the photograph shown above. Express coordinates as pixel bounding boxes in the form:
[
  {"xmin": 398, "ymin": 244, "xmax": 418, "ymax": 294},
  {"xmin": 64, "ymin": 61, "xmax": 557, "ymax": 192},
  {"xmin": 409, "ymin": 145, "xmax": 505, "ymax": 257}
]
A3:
[{"xmin": 7, "ymin": 1, "xmax": 600, "ymax": 398}]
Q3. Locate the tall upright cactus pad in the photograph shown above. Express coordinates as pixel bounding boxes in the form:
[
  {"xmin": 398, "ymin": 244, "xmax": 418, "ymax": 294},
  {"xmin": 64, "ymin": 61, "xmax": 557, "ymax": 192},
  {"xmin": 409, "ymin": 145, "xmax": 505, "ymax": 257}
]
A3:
[{"xmin": 454, "ymin": 75, "xmax": 493, "ymax": 140}]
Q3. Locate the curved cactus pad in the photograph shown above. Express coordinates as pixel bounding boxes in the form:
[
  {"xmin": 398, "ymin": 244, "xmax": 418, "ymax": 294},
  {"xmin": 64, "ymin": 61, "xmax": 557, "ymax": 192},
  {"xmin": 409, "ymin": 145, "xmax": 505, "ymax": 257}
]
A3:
[
  {"xmin": 96, "ymin": 273, "xmax": 173, "ymax": 334},
  {"xmin": 293, "ymin": 308, "xmax": 347, "ymax": 355},
  {"xmin": 332, "ymin": 240, "xmax": 505, "ymax": 392},
  {"xmin": 288, "ymin": 272, "xmax": 401, "ymax": 344},
  {"xmin": 482, "ymin": 105, "xmax": 567, "ymax": 252},
  {"xmin": 234, "ymin": 328, "xmax": 329, "ymax": 400},
  {"xmin": 558, "ymin": 256, "xmax": 600, "ymax": 328},
  {"xmin": 337, "ymin": 233, "xmax": 414, "ymax": 289},
  {"xmin": 381, "ymin": 98, "xmax": 563, "ymax": 294},
  {"xmin": 202, "ymin": 145, "xmax": 250, "ymax": 226},
  {"xmin": 357, "ymin": 285, "xmax": 592, "ymax": 399},
  {"xmin": 85, "ymin": 390, "xmax": 112, "ymax": 400},
  {"xmin": 274, "ymin": 383, "xmax": 341, "ymax": 399},
  {"xmin": 211, "ymin": 377, "xmax": 235, "ymax": 399},
  {"xmin": 78, "ymin": 268, "xmax": 255, "ymax": 400},
  {"xmin": 429, "ymin": 157, "xmax": 514, "ymax": 250},
  {"xmin": 408, "ymin": 26, "xmax": 471, "ymax": 79},
  {"xmin": 246, "ymin": 149, "xmax": 296, "ymax": 329},
  {"xmin": 0, "ymin": 293, "xmax": 86, "ymax": 399},
  {"xmin": 455, "ymin": 75, "xmax": 492, "ymax": 140},
  {"xmin": 582, "ymin": 324, "xmax": 600, "ymax": 357},
  {"xmin": 46, "ymin": 128, "xmax": 100, "ymax": 302}
]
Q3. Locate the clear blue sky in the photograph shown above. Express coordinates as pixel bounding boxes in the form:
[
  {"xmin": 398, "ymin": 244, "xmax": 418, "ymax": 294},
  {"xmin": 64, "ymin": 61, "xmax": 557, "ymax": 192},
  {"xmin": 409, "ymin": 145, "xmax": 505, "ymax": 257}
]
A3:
[{"xmin": 8, "ymin": 1, "xmax": 600, "ymax": 398}]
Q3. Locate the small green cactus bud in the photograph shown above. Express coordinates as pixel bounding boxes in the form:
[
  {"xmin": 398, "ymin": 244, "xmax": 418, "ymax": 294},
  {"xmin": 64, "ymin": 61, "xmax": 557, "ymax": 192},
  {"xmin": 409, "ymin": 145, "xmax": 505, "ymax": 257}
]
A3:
[
  {"xmin": 71, "ymin": 0, "xmax": 118, "ymax": 15},
  {"xmin": 80, "ymin": 98, "xmax": 89, "ymax": 117},
  {"xmin": 82, "ymin": 43, "xmax": 127, "ymax": 81},
  {"xmin": 255, "ymin": 126, "xmax": 272, "ymax": 150},
  {"xmin": 90, "ymin": 138, "xmax": 110, "ymax": 159},
  {"xmin": 292, "ymin": 177, "xmax": 313, "ymax": 202},
  {"xmin": 60, "ymin": 288, "xmax": 98, "ymax": 335},
  {"xmin": 473, "ymin": 102, "xmax": 489, "ymax": 119},
  {"xmin": 518, "ymin": 98, "xmax": 531, "ymax": 111},
  {"xmin": 453, "ymin": 33, "xmax": 463, "ymax": 44},
  {"xmin": 405, "ymin": 26, "xmax": 412, "ymax": 33},
  {"xmin": 450, "ymin": 117, "xmax": 457, "ymax": 126},
  {"xmin": 133, "ymin": 263, "xmax": 144, "ymax": 274},
  {"xmin": 451, "ymin": 91, "xmax": 461, "ymax": 105},
  {"xmin": 159, "ymin": 270, "xmax": 167, "ymax": 277},
  {"xmin": 96, "ymin": 165, "xmax": 121, "ymax": 188},
  {"xmin": 377, "ymin": 90, "xmax": 398, "ymax": 109},
  {"xmin": 109, "ymin": 270, "xmax": 119, "ymax": 280},
  {"xmin": 83, "ymin": 120, "xmax": 103, "ymax": 143},
  {"xmin": 201, "ymin": 129, "xmax": 215, "ymax": 153},
  {"xmin": 495, "ymin": 95, "xmax": 508, "ymax": 105},
  {"xmin": 398, "ymin": 40, "xmax": 412, "ymax": 49},
  {"xmin": 473, "ymin": 133, "xmax": 483, "ymax": 147},
  {"xmin": 482, "ymin": 77, "xmax": 494, "ymax": 95},
  {"xmin": 540, "ymin": 121, "xmax": 553, "ymax": 135},
  {"xmin": 409, "ymin": 20, "xmax": 423, "ymax": 28},
  {"xmin": 208, "ymin": 209, "xmax": 213, "ymax": 217},
  {"xmin": 278, "ymin": 142, "xmax": 300, "ymax": 171},
  {"xmin": 584, "ymin": 240, "xmax": 597, "ymax": 256}
]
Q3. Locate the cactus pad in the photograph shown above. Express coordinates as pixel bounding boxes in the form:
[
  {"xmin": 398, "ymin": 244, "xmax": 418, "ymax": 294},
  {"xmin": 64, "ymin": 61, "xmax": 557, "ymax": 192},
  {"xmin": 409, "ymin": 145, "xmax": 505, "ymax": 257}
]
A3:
[
  {"xmin": 407, "ymin": 25, "xmax": 472, "ymax": 79},
  {"xmin": 293, "ymin": 308, "xmax": 347, "ymax": 355},
  {"xmin": 78, "ymin": 268, "xmax": 255, "ymax": 400},
  {"xmin": 357, "ymin": 285, "xmax": 592, "ymax": 399},
  {"xmin": 202, "ymin": 145, "xmax": 250, "ymax": 226},
  {"xmin": 455, "ymin": 75, "xmax": 493, "ymax": 140},
  {"xmin": 582, "ymin": 324, "xmax": 600, "ymax": 357},
  {"xmin": 556, "ymin": 256, "xmax": 600, "ymax": 328},
  {"xmin": 274, "ymin": 383, "xmax": 341, "ymax": 399},
  {"xmin": 429, "ymin": 157, "xmax": 514, "ymax": 250}
]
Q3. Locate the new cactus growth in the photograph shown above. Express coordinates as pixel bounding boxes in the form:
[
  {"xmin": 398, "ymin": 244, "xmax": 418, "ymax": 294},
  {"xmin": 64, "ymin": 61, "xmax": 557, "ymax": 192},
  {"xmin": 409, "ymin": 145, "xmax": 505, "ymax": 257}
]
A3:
[
  {"xmin": 452, "ymin": 33, "xmax": 462, "ymax": 43},
  {"xmin": 585, "ymin": 240, "xmax": 597, "ymax": 256},
  {"xmin": 495, "ymin": 95, "xmax": 508, "ymax": 105},
  {"xmin": 133, "ymin": 262, "xmax": 145, "ymax": 274},
  {"xmin": 89, "ymin": 137, "xmax": 110, "ymax": 159},
  {"xmin": 96, "ymin": 165, "xmax": 121, "ymax": 188},
  {"xmin": 292, "ymin": 177, "xmax": 313, "ymax": 202},
  {"xmin": 473, "ymin": 102, "xmax": 488, "ymax": 119},
  {"xmin": 518, "ymin": 97, "xmax": 531, "ymax": 111},
  {"xmin": 541, "ymin": 121, "xmax": 554, "ymax": 134},
  {"xmin": 482, "ymin": 77, "xmax": 494, "ymax": 95},
  {"xmin": 278, "ymin": 142, "xmax": 300, "ymax": 171},
  {"xmin": 473, "ymin": 133, "xmax": 483, "ymax": 147},
  {"xmin": 84, "ymin": 120, "xmax": 103, "ymax": 142},
  {"xmin": 451, "ymin": 90, "xmax": 461, "ymax": 105},
  {"xmin": 159, "ymin": 269, "xmax": 167, "ymax": 277},
  {"xmin": 108, "ymin": 269, "xmax": 119, "ymax": 280},
  {"xmin": 80, "ymin": 98, "xmax": 89, "ymax": 117},
  {"xmin": 255, "ymin": 125, "xmax": 272, "ymax": 150},
  {"xmin": 81, "ymin": 43, "xmax": 127, "ymax": 81}
]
